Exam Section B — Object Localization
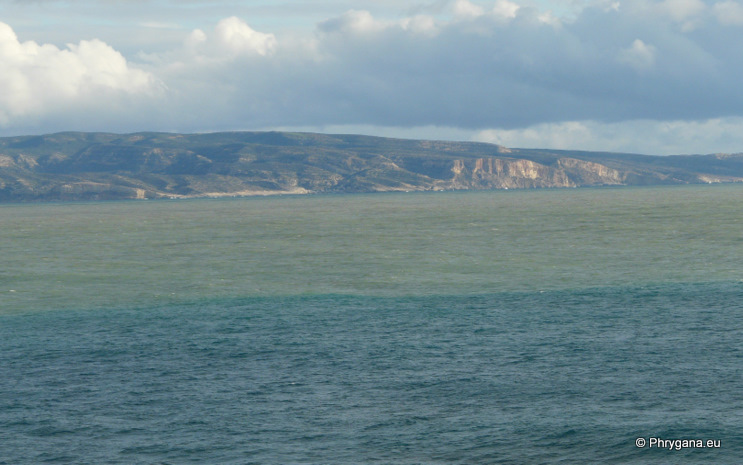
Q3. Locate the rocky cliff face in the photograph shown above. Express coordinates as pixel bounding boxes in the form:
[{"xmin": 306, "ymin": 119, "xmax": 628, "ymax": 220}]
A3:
[
  {"xmin": 446, "ymin": 157, "xmax": 624, "ymax": 189},
  {"xmin": 1, "ymin": 131, "xmax": 742, "ymax": 201}
]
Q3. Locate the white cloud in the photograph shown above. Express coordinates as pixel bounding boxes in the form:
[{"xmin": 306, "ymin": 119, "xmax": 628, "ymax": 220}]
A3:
[
  {"xmin": 0, "ymin": 22, "xmax": 159, "ymax": 126},
  {"xmin": 144, "ymin": 18, "xmax": 278, "ymax": 72},
  {"xmin": 491, "ymin": 0, "xmax": 520, "ymax": 19},
  {"xmin": 320, "ymin": 9, "xmax": 437, "ymax": 36},
  {"xmin": 185, "ymin": 29, "xmax": 207, "ymax": 49},
  {"xmin": 214, "ymin": 16, "xmax": 277, "ymax": 56},
  {"xmin": 655, "ymin": 0, "xmax": 707, "ymax": 30},
  {"xmin": 475, "ymin": 118, "xmax": 743, "ymax": 155},
  {"xmin": 319, "ymin": 10, "xmax": 386, "ymax": 34},
  {"xmin": 477, "ymin": 122, "xmax": 598, "ymax": 152},
  {"xmin": 537, "ymin": 11, "xmax": 561, "ymax": 25},
  {"xmin": 453, "ymin": 0, "xmax": 485, "ymax": 18},
  {"xmin": 400, "ymin": 15, "xmax": 438, "ymax": 34},
  {"xmin": 658, "ymin": 0, "xmax": 706, "ymax": 22},
  {"xmin": 713, "ymin": 0, "xmax": 743, "ymax": 25},
  {"xmin": 617, "ymin": 39, "xmax": 656, "ymax": 71}
]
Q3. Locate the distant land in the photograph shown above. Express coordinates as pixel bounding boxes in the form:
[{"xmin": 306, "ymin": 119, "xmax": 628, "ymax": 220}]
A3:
[{"xmin": 1, "ymin": 131, "xmax": 743, "ymax": 201}]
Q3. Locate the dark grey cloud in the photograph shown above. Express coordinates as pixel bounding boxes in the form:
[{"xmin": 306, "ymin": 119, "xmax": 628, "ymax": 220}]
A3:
[{"xmin": 146, "ymin": 1, "xmax": 743, "ymax": 132}]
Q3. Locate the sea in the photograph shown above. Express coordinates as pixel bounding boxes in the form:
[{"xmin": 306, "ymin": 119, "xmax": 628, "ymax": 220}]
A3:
[{"xmin": 1, "ymin": 185, "xmax": 742, "ymax": 464}]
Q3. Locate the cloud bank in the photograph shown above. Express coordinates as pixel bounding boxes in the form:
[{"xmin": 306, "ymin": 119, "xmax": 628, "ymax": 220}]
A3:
[
  {"xmin": 3, "ymin": 0, "xmax": 743, "ymax": 154},
  {"xmin": 0, "ymin": 22, "xmax": 160, "ymax": 127}
]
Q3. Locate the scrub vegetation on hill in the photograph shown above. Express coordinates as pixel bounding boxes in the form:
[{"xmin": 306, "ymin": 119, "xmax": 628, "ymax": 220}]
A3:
[{"xmin": 1, "ymin": 131, "xmax": 742, "ymax": 201}]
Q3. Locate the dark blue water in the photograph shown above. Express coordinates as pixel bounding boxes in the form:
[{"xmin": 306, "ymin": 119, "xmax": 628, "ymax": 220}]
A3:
[{"xmin": 2, "ymin": 282, "xmax": 741, "ymax": 464}]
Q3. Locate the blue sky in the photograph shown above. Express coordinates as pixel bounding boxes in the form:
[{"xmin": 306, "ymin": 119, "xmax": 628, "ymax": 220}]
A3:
[{"xmin": 2, "ymin": 0, "xmax": 743, "ymax": 154}]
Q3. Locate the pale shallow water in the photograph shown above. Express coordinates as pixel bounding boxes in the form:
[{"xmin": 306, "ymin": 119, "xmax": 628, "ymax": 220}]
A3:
[{"xmin": 1, "ymin": 185, "xmax": 742, "ymax": 463}]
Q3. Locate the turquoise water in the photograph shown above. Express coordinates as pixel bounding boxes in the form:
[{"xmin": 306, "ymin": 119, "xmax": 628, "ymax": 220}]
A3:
[{"xmin": 2, "ymin": 185, "xmax": 743, "ymax": 463}]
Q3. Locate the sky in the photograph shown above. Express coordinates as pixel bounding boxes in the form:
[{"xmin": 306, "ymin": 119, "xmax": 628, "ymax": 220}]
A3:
[{"xmin": 2, "ymin": 0, "xmax": 743, "ymax": 154}]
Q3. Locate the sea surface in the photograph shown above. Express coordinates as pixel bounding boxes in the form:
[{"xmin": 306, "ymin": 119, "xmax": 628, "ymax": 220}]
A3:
[{"xmin": 1, "ymin": 185, "xmax": 742, "ymax": 464}]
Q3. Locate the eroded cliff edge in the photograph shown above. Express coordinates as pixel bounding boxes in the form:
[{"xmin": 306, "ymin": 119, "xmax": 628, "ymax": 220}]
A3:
[{"xmin": 1, "ymin": 131, "xmax": 742, "ymax": 201}]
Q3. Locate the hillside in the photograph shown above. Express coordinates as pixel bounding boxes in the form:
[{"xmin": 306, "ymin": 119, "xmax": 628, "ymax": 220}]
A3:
[{"xmin": 1, "ymin": 131, "xmax": 743, "ymax": 201}]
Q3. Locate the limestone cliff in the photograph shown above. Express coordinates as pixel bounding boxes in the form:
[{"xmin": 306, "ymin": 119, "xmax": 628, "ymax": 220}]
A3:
[{"xmin": 446, "ymin": 157, "xmax": 625, "ymax": 189}]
